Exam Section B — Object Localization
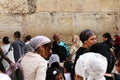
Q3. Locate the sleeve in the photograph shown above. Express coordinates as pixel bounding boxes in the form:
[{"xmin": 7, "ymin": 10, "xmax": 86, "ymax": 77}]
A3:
[
  {"xmin": 35, "ymin": 61, "xmax": 47, "ymax": 80},
  {"xmin": 12, "ymin": 43, "xmax": 21, "ymax": 62},
  {"xmin": 75, "ymin": 57, "xmax": 84, "ymax": 77}
]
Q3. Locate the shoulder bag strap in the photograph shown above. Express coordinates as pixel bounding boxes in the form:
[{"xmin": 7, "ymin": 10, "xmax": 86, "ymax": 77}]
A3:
[{"xmin": 5, "ymin": 44, "xmax": 12, "ymax": 55}]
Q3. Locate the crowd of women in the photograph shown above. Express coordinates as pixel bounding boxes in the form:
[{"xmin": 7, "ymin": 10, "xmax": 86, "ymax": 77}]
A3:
[{"xmin": 0, "ymin": 29, "xmax": 120, "ymax": 80}]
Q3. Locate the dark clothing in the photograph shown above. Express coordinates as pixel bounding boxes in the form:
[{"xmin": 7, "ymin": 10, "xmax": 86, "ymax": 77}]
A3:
[
  {"xmin": 114, "ymin": 44, "xmax": 120, "ymax": 57},
  {"xmin": 73, "ymin": 47, "xmax": 88, "ymax": 80},
  {"xmin": 89, "ymin": 42, "xmax": 111, "ymax": 60},
  {"xmin": 104, "ymin": 40, "xmax": 114, "ymax": 49},
  {"xmin": 52, "ymin": 41, "xmax": 67, "ymax": 62},
  {"xmin": 114, "ymin": 35, "xmax": 120, "ymax": 57},
  {"xmin": 74, "ymin": 47, "xmax": 88, "ymax": 65},
  {"xmin": 89, "ymin": 42, "xmax": 115, "ymax": 73},
  {"xmin": 58, "ymin": 41, "xmax": 70, "ymax": 57},
  {"xmin": 105, "ymin": 73, "xmax": 120, "ymax": 80},
  {"xmin": 12, "ymin": 39, "xmax": 25, "ymax": 62}
]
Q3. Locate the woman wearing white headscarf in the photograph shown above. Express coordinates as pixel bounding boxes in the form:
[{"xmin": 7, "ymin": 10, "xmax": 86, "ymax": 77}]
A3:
[
  {"xmin": 75, "ymin": 52, "xmax": 107, "ymax": 80},
  {"xmin": 21, "ymin": 36, "xmax": 52, "ymax": 80},
  {"xmin": 48, "ymin": 53, "xmax": 60, "ymax": 68}
]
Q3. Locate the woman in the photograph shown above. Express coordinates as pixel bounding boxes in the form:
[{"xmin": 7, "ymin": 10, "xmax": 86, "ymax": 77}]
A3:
[
  {"xmin": 103, "ymin": 32, "xmax": 114, "ymax": 49},
  {"xmin": 67, "ymin": 35, "xmax": 81, "ymax": 61},
  {"xmin": 102, "ymin": 32, "xmax": 115, "ymax": 58},
  {"xmin": 74, "ymin": 29, "xmax": 97, "ymax": 64},
  {"xmin": 21, "ymin": 36, "xmax": 52, "ymax": 80},
  {"xmin": 0, "ymin": 47, "xmax": 12, "ymax": 80},
  {"xmin": 1, "ymin": 36, "xmax": 15, "ymax": 71},
  {"xmin": 73, "ymin": 29, "xmax": 97, "ymax": 80}
]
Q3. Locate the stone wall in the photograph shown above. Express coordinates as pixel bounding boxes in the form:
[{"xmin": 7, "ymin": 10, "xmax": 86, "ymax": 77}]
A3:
[{"xmin": 0, "ymin": 0, "xmax": 120, "ymax": 45}]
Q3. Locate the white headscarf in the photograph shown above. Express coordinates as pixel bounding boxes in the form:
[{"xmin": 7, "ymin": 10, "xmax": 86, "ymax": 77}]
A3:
[
  {"xmin": 75, "ymin": 52, "xmax": 107, "ymax": 80},
  {"xmin": 29, "ymin": 36, "xmax": 51, "ymax": 50},
  {"xmin": 48, "ymin": 54, "xmax": 60, "ymax": 68}
]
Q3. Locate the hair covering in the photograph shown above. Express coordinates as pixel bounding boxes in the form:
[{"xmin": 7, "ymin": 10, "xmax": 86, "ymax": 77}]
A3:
[
  {"xmin": 75, "ymin": 52, "xmax": 107, "ymax": 80},
  {"xmin": 115, "ymin": 35, "xmax": 120, "ymax": 45},
  {"xmin": 79, "ymin": 29, "xmax": 95, "ymax": 43},
  {"xmin": 29, "ymin": 36, "xmax": 51, "ymax": 50},
  {"xmin": 49, "ymin": 54, "xmax": 60, "ymax": 68}
]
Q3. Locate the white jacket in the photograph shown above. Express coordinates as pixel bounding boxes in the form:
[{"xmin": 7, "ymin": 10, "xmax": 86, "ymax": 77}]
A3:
[
  {"xmin": 21, "ymin": 52, "xmax": 47, "ymax": 80},
  {"xmin": 1, "ymin": 44, "xmax": 15, "ymax": 71}
]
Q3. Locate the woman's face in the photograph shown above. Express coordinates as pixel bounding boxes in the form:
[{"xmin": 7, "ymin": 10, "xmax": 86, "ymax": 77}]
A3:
[
  {"xmin": 55, "ymin": 73, "xmax": 64, "ymax": 80},
  {"xmin": 84, "ymin": 35, "xmax": 97, "ymax": 48},
  {"xmin": 39, "ymin": 44, "xmax": 52, "ymax": 59},
  {"xmin": 103, "ymin": 37, "xmax": 107, "ymax": 41},
  {"xmin": 115, "ymin": 60, "xmax": 120, "ymax": 73}
]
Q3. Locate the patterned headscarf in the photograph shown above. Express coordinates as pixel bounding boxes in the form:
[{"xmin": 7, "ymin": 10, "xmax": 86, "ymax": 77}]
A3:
[
  {"xmin": 29, "ymin": 36, "xmax": 51, "ymax": 50},
  {"xmin": 75, "ymin": 52, "xmax": 107, "ymax": 80}
]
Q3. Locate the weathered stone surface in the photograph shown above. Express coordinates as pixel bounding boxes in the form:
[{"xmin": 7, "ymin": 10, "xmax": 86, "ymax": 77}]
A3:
[
  {"xmin": 36, "ymin": 0, "xmax": 83, "ymax": 12},
  {"xmin": 75, "ymin": 13, "xmax": 97, "ymax": 34},
  {"xmin": 53, "ymin": 12, "xmax": 75, "ymax": 43},
  {"xmin": 100, "ymin": 0, "xmax": 115, "ymax": 12},
  {"xmin": 0, "ymin": 0, "xmax": 119, "ymax": 45},
  {"xmin": 70, "ymin": 0, "xmax": 83, "ymax": 11},
  {"xmin": 95, "ymin": 13, "xmax": 116, "ymax": 33},
  {"xmin": 84, "ymin": 0, "xmax": 100, "ymax": 12},
  {"xmin": 115, "ymin": 0, "xmax": 120, "ymax": 12},
  {"xmin": 116, "ymin": 13, "xmax": 120, "ymax": 34},
  {"xmin": 0, "ymin": 14, "xmax": 23, "ymax": 41},
  {"xmin": 0, "ymin": 0, "xmax": 36, "ymax": 13},
  {"xmin": 25, "ymin": 12, "xmax": 52, "ymax": 39},
  {"xmin": 75, "ymin": 13, "xmax": 117, "ymax": 41}
]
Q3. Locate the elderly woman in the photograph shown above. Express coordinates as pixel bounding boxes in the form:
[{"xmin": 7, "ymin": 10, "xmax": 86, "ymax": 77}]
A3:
[
  {"xmin": 21, "ymin": 36, "xmax": 52, "ymax": 80},
  {"xmin": 75, "ymin": 52, "xmax": 107, "ymax": 80}
]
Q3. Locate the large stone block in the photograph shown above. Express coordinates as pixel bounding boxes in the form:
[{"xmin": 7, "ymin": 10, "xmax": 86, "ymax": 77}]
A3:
[
  {"xmin": 36, "ymin": 0, "xmax": 71, "ymax": 12},
  {"xmin": 53, "ymin": 12, "xmax": 74, "ymax": 43},
  {"xmin": 70, "ymin": 0, "xmax": 83, "ymax": 11},
  {"xmin": 0, "ymin": 14, "xmax": 24, "ymax": 41},
  {"xmin": 115, "ymin": 0, "xmax": 120, "ymax": 12},
  {"xmin": 0, "ymin": 0, "xmax": 35, "ymax": 13},
  {"xmin": 75, "ymin": 13, "xmax": 97, "ymax": 34},
  {"xmin": 36, "ymin": 0, "xmax": 83, "ymax": 12},
  {"xmin": 25, "ymin": 12, "xmax": 52, "ymax": 39},
  {"xmin": 84, "ymin": 0, "xmax": 100, "ymax": 12},
  {"xmin": 75, "ymin": 13, "xmax": 117, "ymax": 41},
  {"xmin": 100, "ymin": 0, "xmax": 115, "ymax": 12},
  {"xmin": 95, "ymin": 13, "xmax": 116, "ymax": 34}
]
